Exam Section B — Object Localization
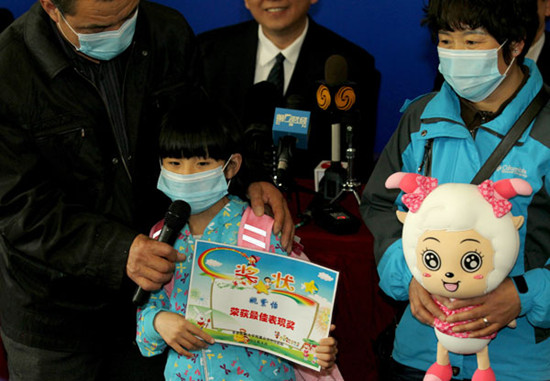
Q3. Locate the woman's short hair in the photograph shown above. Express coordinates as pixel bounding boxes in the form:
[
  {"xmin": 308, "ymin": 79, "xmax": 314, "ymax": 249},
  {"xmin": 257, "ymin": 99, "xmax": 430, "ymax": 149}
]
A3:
[{"xmin": 423, "ymin": 0, "xmax": 539, "ymax": 65}]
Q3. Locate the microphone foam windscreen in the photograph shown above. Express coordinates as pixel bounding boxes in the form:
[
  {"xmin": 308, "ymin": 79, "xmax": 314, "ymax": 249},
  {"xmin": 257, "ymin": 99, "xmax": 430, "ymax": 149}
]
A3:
[
  {"xmin": 324, "ymin": 55, "xmax": 348, "ymax": 86},
  {"xmin": 165, "ymin": 200, "xmax": 191, "ymax": 230}
]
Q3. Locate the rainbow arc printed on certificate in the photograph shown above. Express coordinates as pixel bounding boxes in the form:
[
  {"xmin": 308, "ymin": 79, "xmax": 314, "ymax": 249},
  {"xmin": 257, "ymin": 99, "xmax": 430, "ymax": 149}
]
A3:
[{"xmin": 187, "ymin": 240, "xmax": 339, "ymax": 371}]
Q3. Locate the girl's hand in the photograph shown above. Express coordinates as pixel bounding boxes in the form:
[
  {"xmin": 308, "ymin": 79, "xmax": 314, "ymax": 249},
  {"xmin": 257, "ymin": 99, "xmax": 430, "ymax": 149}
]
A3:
[
  {"xmin": 154, "ymin": 311, "xmax": 215, "ymax": 357},
  {"xmin": 315, "ymin": 324, "xmax": 338, "ymax": 369}
]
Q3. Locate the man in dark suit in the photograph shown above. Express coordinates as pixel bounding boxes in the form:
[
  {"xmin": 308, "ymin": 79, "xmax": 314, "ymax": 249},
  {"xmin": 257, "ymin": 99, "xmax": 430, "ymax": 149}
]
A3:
[{"xmin": 198, "ymin": 0, "xmax": 380, "ymax": 183}]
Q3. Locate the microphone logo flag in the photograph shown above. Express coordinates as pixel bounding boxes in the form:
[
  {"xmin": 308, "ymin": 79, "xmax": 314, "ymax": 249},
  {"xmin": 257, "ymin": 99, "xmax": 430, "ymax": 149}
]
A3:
[
  {"xmin": 335, "ymin": 86, "xmax": 356, "ymax": 111},
  {"xmin": 272, "ymin": 107, "xmax": 311, "ymax": 150},
  {"xmin": 316, "ymin": 84, "xmax": 331, "ymax": 111}
]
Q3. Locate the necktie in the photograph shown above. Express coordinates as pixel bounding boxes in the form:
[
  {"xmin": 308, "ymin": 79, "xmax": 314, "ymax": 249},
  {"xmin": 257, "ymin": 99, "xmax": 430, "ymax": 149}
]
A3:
[{"xmin": 267, "ymin": 53, "xmax": 285, "ymax": 96}]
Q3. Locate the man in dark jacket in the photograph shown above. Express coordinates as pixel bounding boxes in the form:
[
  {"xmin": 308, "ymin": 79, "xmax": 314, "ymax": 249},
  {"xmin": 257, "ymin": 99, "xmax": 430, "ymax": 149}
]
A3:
[
  {"xmin": 0, "ymin": 0, "xmax": 292, "ymax": 379},
  {"xmin": 198, "ymin": 0, "xmax": 380, "ymax": 183}
]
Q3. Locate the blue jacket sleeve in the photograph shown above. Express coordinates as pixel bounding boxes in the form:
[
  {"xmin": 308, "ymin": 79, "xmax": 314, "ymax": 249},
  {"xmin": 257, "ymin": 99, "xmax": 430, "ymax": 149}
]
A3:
[
  {"xmin": 136, "ymin": 288, "xmax": 171, "ymax": 357},
  {"xmin": 519, "ymin": 265, "xmax": 550, "ymax": 328},
  {"xmin": 377, "ymin": 240, "xmax": 413, "ymax": 301},
  {"xmin": 514, "ymin": 174, "xmax": 550, "ymax": 329}
]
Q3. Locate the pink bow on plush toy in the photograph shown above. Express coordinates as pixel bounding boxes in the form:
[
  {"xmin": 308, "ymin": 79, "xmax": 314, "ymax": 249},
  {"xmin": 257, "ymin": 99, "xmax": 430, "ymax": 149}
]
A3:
[
  {"xmin": 402, "ymin": 176, "xmax": 438, "ymax": 212},
  {"xmin": 386, "ymin": 172, "xmax": 532, "ymax": 217},
  {"xmin": 478, "ymin": 179, "xmax": 531, "ymax": 218},
  {"xmin": 385, "ymin": 173, "xmax": 438, "ymax": 212}
]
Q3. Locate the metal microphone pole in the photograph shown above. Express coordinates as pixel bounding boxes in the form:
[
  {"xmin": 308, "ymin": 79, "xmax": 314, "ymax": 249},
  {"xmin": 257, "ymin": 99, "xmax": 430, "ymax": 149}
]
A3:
[{"xmin": 330, "ymin": 124, "xmax": 361, "ymax": 205}]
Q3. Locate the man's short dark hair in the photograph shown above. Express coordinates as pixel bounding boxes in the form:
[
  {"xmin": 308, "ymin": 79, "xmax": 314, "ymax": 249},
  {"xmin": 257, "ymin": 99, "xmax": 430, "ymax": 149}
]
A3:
[
  {"xmin": 52, "ymin": 0, "xmax": 115, "ymax": 16},
  {"xmin": 422, "ymin": 0, "xmax": 539, "ymax": 65},
  {"xmin": 51, "ymin": 0, "xmax": 77, "ymax": 15}
]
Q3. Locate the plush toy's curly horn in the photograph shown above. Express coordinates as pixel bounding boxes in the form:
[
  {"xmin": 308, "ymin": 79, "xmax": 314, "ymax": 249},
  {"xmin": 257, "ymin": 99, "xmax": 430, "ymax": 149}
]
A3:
[
  {"xmin": 385, "ymin": 172, "xmax": 423, "ymax": 192},
  {"xmin": 493, "ymin": 178, "xmax": 532, "ymax": 200},
  {"xmin": 478, "ymin": 179, "xmax": 532, "ymax": 218},
  {"xmin": 386, "ymin": 172, "xmax": 439, "ymax": 213}
]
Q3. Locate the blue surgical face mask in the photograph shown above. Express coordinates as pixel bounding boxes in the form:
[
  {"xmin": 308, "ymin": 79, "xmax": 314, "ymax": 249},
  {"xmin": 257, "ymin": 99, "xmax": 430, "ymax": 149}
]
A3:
[
  {"xmin": 60, "ymin": 8, "xmax": 138, "ymax": 61},
  {"xmin": 157, "ymin": 157, "xmax": 232, "ymax": 215},
  {"xmin": 438, "ymin": 41, "xmax": 513, "ymax": 102}
]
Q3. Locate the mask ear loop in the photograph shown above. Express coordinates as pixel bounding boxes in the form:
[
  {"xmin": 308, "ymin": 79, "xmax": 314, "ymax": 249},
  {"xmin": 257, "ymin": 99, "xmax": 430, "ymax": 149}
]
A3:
[
  {"xmin": 222, "ymin": 154, "xmax": 234, "ymax": 186},
  {"xmin": 498, "ymin": 39, "xmax": 509, "ymax": 51},
  {"xmin": 499, "ymin": 39, "xmax": 516, "ymax": 72},
  {"xmin": 56, "ymin": 11, "xmax": 80, "ymax": 50},
  {"xmin": 59, "ymin": 12, "xmax": 78, "ymax": 36}
]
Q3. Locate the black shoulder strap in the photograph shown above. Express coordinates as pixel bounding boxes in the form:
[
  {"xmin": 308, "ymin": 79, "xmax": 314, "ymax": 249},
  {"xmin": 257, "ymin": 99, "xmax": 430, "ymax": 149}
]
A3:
[{"xmin": 470, "ymin": 86, "xmax": 550, "ymax": 185}]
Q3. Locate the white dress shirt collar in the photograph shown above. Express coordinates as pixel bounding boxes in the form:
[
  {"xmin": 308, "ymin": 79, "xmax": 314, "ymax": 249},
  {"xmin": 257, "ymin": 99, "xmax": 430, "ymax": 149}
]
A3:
[{"xmin": 254, "ymin": 18, "xmax": 309, "ymax": 94}]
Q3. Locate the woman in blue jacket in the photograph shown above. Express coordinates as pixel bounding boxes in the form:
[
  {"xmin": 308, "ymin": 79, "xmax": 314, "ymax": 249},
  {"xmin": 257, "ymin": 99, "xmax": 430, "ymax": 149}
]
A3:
[{"xmin": 361, "ymin": 0, "xmax": 550, "ymax": 379}]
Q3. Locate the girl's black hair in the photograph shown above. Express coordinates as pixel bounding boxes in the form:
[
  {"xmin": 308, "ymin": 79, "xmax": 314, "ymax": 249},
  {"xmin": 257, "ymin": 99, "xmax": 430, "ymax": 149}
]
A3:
[
  {"xmin": 422, "ymin": 0, "xmax": 539, "ymax": 65},
  {"xmin": 158, "ymin": 91, "xmax": 243, "ymax": 162},
  {"xmin": 158, "ymin": 89, "xmax": 247, "ymax": 197}
]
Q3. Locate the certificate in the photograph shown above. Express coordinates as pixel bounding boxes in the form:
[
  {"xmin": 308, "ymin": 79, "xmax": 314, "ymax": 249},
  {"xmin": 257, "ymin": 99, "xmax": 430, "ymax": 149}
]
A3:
[{"xmin": 186, "ymin": 240, "xmax": 339, "ymax": 371}]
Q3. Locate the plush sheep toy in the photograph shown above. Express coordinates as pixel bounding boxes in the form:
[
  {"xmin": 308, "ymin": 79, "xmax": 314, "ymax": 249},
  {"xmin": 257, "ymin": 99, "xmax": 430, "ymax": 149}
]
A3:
[{"xmin": 386, "ymin": 172, "xmax": 532, "ymax": 381}]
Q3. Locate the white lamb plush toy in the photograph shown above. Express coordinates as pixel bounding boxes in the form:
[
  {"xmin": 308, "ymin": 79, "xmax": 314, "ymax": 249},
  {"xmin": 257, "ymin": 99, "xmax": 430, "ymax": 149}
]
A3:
[{"xmin": 385, "ymin": 172, "xmax": 532, "ymax": 381}]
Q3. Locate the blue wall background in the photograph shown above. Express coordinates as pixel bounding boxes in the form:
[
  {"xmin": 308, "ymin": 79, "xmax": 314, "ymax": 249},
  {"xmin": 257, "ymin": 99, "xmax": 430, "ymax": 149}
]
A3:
[{"xmin": 2, "ymin": 0, "xmax": 439, "ymax": 155}]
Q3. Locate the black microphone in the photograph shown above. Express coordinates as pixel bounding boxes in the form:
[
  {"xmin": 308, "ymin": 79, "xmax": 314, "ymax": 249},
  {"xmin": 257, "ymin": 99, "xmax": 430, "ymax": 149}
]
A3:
[
  {"xmin": 243, "ymin": 81, "xmax": 280, "ymax": 179},
  {"xmin": 323, "ymin": 54, "xmax": 356, "ymax": 163},
  {"xmin": 272, "ymin": 94, "xmax": 311, "ymax": 191},
  {"xmin": 326, "ymin": 56, "xmax": 360, "ymax": 189},
  {"xmin": 275, "ymin": 135, "xmax": 296, "ymax": 190},
  {"xmin": 132, "ymin": 200, "xmax": 191, "ymax": 306},
  {"xmin": 317, "ymin": 55, "xmax": 351, "ymax": 200}
]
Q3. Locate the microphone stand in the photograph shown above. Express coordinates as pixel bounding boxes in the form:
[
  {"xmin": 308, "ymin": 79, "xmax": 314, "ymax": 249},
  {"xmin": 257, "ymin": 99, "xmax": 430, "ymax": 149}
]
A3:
[{"xmin": 330, "ymin": 124, "xmax": 361, "ymax": 206}]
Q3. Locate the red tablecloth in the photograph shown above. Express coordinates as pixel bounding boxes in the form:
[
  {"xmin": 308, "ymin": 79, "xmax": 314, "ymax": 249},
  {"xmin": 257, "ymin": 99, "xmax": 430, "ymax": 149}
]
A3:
[{"xmin": 288, "ymin": 179, "xmax": 397, "ymax": 380}]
